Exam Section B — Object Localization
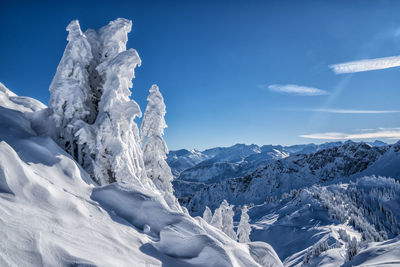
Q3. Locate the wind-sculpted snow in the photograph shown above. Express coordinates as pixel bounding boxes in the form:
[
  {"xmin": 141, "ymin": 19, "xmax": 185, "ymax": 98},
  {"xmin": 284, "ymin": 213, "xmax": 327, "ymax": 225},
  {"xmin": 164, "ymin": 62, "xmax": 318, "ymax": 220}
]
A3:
[
  {"xmin": 91, "ymin": 183, "xmax": 281, "ymax": 266},
  {"xmin": 0, "ymin": 82, "xmax": 46, "ymax": 113},
  {"xmin": 0, "ymin": 84, "xmax": 283, "ymax": 266}
]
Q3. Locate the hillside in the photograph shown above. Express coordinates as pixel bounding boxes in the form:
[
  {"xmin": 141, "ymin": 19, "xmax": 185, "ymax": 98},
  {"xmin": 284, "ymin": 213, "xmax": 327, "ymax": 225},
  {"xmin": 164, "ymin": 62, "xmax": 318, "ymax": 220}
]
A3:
[{"xmin": 0, "ymin": 18, "xmax": 282, "ymax": 267}]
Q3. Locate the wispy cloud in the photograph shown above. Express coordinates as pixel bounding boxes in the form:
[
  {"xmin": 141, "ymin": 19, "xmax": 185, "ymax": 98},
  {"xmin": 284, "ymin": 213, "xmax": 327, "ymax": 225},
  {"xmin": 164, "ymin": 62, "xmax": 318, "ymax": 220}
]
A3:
[
  {"xmin": 306, "ymin": 108, "xmax": 400, "ymax": 114},
  {"xmin": 267, "ymin": 84, "xmax": 329, "ymax": 96},
  {"xmin": 300, "ymin": 129, "xmax": 400, "ymax": 140},
  {"xmin": 330, "ymin": 56, "xmax": 400, "ymax": 74}
]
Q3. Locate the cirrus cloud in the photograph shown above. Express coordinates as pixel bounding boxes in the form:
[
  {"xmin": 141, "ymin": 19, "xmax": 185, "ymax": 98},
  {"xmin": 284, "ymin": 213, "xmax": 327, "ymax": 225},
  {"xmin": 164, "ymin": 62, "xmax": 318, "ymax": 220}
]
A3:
[
  {"xmin": 305, "ymin": 108, "xmax": 400, "ymax": 114},
  {"xmin": 300, "ymin": 128, "xmax": 400, "ymax": 140},
  {"xmin": 267, "ymin": 84, "xmax": 329, "ymax": 96},
  {"xmin": 330, "ymin": 56, "xmax": 400, "ymax": 74}
]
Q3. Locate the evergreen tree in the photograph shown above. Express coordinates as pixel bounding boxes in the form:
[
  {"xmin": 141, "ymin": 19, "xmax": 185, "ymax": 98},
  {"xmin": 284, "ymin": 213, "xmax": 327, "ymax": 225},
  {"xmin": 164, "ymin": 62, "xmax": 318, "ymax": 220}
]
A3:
[
  {"xmin": 237, "ymin": 205, "xmax": 251, "ymax": 243},
  {"xmin": 210, "ymin": 206, "xmax": 223, "ymax": 230},
  {"xmin": 210, "ymin": 200, "xmax": 237, "ymax": 241},
  {"xmin": 141, "ymin": 84, "xmax": 181, "ymax": 210},
  {"xmin": 203, "ymin": 206, "xmax": 212, "ymax": 224},
  {"xmin": 49, "ymin": 18, "xmax": 151, "ymax": 188},
  {"xmin": 220, "ymin": 200, "xmax": 238, "ymax": 241}
]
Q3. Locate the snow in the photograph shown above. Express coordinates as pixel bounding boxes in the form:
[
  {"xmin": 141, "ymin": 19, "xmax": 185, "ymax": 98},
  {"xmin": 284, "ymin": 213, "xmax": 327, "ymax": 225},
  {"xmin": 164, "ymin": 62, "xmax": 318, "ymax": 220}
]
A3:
[
  {"xmin": 0, "ymin": 18, "xmax": 282, "ymax": 266},
  {"xmin": 344, "ymin": 237, "xmax": 400, "ymax": 266},
  {"xmin": 181, "ymin": 141, "xmax": 390, "ymax": 215},
  {"xmin": 1, "ymin": 16, "xmax": 399, "ymax": 267},
  {"xmin": 170, "ymin": 138, "xmax": 400, "ymax": 266}
]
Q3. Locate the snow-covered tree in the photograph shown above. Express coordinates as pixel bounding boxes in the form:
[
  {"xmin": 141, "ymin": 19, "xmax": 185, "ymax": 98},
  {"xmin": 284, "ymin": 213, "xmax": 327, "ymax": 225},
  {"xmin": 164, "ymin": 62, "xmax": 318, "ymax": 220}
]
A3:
[
  {"xmin": 203, "ymin": 206, "xmax": 212, "ymax": 224},
  {"xmin": 140, "ymin": 84, "xmax": 181, "ymax": 210},
  {"xmin": 303, "ymin": 240, "xmax": 329, "ymax": 264},
  {"xmin": 49, "ymin": 18, "xmax": 152, "ymax": 189},
  {"xmin": 210, "ymin": 200, "xmax": 237, "ymax": 241},
  {"xmin": 237, "ymin": 205, "xmax": 251, "ymax": 243},
  {"xmin": 141, "ymin": 84, "xmax": 170, "ymax": 187},
  {"xmin": 346, "ymin": 237, "xmax": 360, "ymax": 261},
  {"xmin": 94, "ymin": 48, "xmax": 147, "ymax": 186},
  {"xmin": 49, "ymin": 20, "xmax": 96, "ymax": 172},
  {"xmin": 221, "ymin": 200, "xmax": 237, "ymax": 241},
  {"xmin": 210, "ymin": 206, "xmax": 223, "ymax": 229}
]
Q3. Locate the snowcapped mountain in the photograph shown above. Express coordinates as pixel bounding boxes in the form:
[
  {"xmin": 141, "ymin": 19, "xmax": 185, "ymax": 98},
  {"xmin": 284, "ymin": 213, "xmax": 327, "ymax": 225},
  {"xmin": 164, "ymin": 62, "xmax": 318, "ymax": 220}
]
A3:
[
  {"xmin": 170, "ymin": 140, "xmax": 400, "ymax": 266},
  {"xmin": 168, "ymin": 141, "xmax": 387, "ymax": 185},
  {"xmin": 167, "ymin": 149, "xmax": 212, "ymax": 176},
  {"xmin": 175, "ymin": 141, "xmax": 392, "ymax": 215},
  {"xmin": 0, "ymin": 19, "xmax": 283, "ymax": 267}
]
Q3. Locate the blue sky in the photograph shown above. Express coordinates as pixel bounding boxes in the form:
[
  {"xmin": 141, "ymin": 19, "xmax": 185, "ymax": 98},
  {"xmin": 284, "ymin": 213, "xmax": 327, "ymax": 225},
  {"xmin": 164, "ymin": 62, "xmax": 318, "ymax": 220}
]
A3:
[{"xmin": 1, "ymin": 0, "xmax": 400, "ymax": 150}]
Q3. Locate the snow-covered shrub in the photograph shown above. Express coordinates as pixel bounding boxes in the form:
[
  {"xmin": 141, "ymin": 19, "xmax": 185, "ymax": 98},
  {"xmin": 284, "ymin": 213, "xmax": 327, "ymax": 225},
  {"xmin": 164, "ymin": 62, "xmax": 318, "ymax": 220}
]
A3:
[{"xmin": 237, "ymin": 205, "xmax": 251, "ymax": 243}]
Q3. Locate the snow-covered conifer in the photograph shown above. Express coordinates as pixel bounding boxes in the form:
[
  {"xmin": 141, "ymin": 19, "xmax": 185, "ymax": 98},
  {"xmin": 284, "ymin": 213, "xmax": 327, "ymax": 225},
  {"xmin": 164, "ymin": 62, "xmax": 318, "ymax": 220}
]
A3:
[
  {"xmin": 210, "ymin": 206, "xmax": 223, "ymax": 229},
  {"xmin": 346, "ymin": 237, "xmax": 359, "ymax": 261},
  {"xmin": 221, "ymin": 200, "xmax": 237, "ymax": 241},
  {"xmin": 203, "ymin": 206, "xmax": 212, "ymax": 224},
  {"xmin": 237, "ymin": 205, "xmax": 251, "ymax": 243},
  {"xmin": 212, "ymin": 200, "xmax": 238, "ymax": 241},
  {"xmin": 49, "ymin": 18, "xmax": 151, "ymax": 188},
  {"xmin": 49, "ymin": 20, "xmax": 95, "ymax": 170},
  {"xmin": 140, "ymin": 84, "xmax": 181, "ymax": 210}
]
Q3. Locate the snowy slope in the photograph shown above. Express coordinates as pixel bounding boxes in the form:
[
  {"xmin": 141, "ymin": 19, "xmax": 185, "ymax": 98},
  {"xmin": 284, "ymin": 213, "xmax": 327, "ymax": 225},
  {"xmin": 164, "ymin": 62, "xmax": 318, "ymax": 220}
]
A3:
[
  {"xmin": 171, "ymin": 139, "xmax": 400, "ymax": 266},
  {"xmin": 1, "ymin": 81, "xmax": 285, "ymax": 266},
  {"xmin": 0, "ymin": 83, "xmax": 282, "ymax": 266},
  {"xmin": 248, "ymin": 176, "xmax": 400, "ymax": 266},
  {"xmin": 344, "ymin": 237, "xmax": 400, "ymax": 266}
]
